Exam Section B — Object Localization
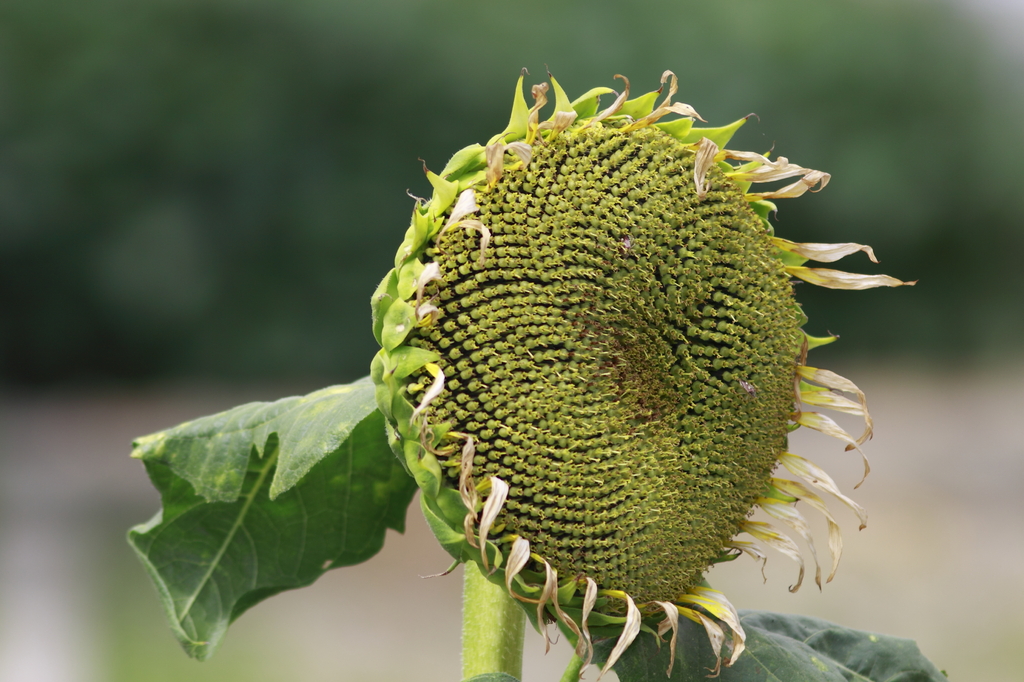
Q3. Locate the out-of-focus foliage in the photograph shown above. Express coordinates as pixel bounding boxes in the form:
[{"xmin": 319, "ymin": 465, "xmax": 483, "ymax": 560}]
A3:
[
  {"xmin": 1, "ymin": 0, "xmax": 1021, "ymax": 385},
  {"xmin": 597, "ymin": 610, "xmax": 947, "ymax": 682}
]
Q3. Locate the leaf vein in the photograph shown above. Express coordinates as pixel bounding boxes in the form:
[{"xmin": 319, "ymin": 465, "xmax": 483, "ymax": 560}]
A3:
[{"xmin": 176, "ymin": 447, "xmax": 279, "ymax": 624}]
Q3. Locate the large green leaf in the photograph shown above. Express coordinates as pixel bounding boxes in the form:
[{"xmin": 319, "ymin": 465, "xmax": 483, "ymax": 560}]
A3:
[
  {"xmin": 131, "ymin": 378, "xmax": 386, "ymax": 502},
  {"xmin": 596, "ymin": 610, "xmax": 947, "ymax": 682},
  {"xmin": 127, "ymin": 380, "xmax": 418, "ymax": 660}
]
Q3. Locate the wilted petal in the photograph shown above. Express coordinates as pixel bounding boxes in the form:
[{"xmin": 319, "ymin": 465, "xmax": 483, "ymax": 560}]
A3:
[
  {"xmin": 530, "ymin": 82, "xmax": 549, "ymax": 109},
  {"xmin": 526, "ymin": 82, "xmax": 550, "ymax": 143},
  {"xmin": 800, "ymin": 389, "xmax": 865, "ymax": 416},
  {"xmin": 463, "ymin": 512, "xmax": 477, "ymax": 549},
  {"xmin": 749, "ymin": 169, "xmax": 830, "ymax": 199},
  {"xmin": 505, "ymin": 141, "xmax": 533, "ymax": 167},
  {"xmin": 727, "ymin": 156, "xmax": 813, "ymax": 184},
  {"xmin": 544, "ymin": 109, "xmax": 578, "ymax": 137},
  {"xmin": 550, "ymin": 583, "xmax": 586, "ymax": 662},
  {"xmin": 414, "ymin": 262, "xmax": 442, "ymax": 302},
  {"xmin": 772, "ymin": 478, "xmax": 844, "ymax": 582},
  {"xmin": 795, "ymin": 411, "xmax": 871, "ymax": 487},
  {"xmin": 485, "ymin": 142, "xmax": 506, "ymax": 186},
  {"xmin": 411, "ymin": 363, "xmax": 445, "ymax": 423},
  {"xmin": 415, "ymin": 302, "xmax": 439, "ymax": 325},
  {"xmin": 778, "ymin": 452, "xmax": 868, "ymax": 529},
  {"xmin": 662, "ymin": 101, "xmax": 704, "ymax": 120},
  {"xmin": 798, "ymin": 365, "xmax": 863, "ymax": 395},
  {"xmin": 598, "ymin": 594, "xmax": 641, "ymax": 681},
  {"xmin": 504, "ymin": 537, "xmax": 531, "ymax": 593},
  {"xmin": 624, "ymin": 71, "xmax": 705, "ymax": 130},
  {"xmin": 537, "ymin": 561, "xmax": 558, "ymax": 653},
  {"xmin": 654, "ymin": 601, "xmax": 680, "ymax": 676},
  {"xmin": 772, "ymin": 237, "xmax": 878, "ymax": 264},
  {"xmin": 798, "ymin": 366, "xmax": 873, "ymax": 444},
  {"xmin": 629, "ymin": 102, "xmax": 704, "ymax": 130},
  {"xmin": 722, "ymin": 149, "xmax": 771, "ymax": 165},
  {"xmin": 694, "ymin": 612, "xmax": 726, "ymax": 676},
  {"xmin": 582, "ymin": 75, "xmax": 630, "ymax": 129},
  {"xmin": 787, "ymin": 265, "xmax": 915, "ymax": 290},
  {"xmin": 659, "ymin": 69, "xmax": 678, "ymax": 104},
  {"xmin": 726, "ymin": 540, "xmax": 767, "ymax": 563},
  {"xmin": 694, "ymin": 137, "xmax": 720, "ymax": 199},
  {"xmin": 413, "ymin": 263, "xmax": 443, "ymax": 325},
  {"xmin": 458, "ymin": 436, "xmax": 478, "ymax": 520},
  {"xmin": 741, "ymin": 520, "xmax": 805, "ymax": 592},
  {"xmin": 478, "ymin": 477, "xmax": 509, "ymax": 572},
  {"xmin": 758, "ymin": 498, "xmax": 823, "ymax": 589},
  {"xmin": 800, "ymin": 390, "xmax": 872, "ymax": 445},
  {"xmin": 580, "ymin": 577, "xmax": 599, "ymax": 672},
  {"xmin": 446, "ymin": 189, "xmax": 479, "ymax": 228},
  {"xmin": 687, "ymin": 587, "xmax": 746, "ymax": 665},
  {"xmin": 796, "ymin": 410, "xmax": 859, "ymax": 447}
]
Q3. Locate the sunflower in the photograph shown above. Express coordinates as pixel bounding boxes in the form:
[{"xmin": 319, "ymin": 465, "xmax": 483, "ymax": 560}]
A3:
[{"xmin": 370, "ymin": 70, "xmax": 912, "ymax": 679}]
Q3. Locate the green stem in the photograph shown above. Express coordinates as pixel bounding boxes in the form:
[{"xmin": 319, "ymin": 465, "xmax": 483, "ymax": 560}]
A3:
[
  {"xmin": 559, "ymin": 653, "xmax": 585, "ymax": 682},
  {"xmin": 461, "ymin": 561, "xmax": 526, "ymax": 681}
]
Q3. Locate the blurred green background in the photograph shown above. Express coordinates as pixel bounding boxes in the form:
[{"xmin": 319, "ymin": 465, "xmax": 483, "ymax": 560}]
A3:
[
  {"xmin": 1, "ymin": 0, "xmax": 1023, "ymax": 681},
  {"xmin": 2, "ymin": 0, "xmax": 1022, "ymax": 387}
]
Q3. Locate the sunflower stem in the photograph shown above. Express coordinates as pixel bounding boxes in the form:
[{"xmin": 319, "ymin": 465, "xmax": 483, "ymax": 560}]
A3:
[
  {"xmin": 559, "ymin": 653, "xmax": 585, "ymax": 682},
  {"xmin": 461, "ymin": 561, "xmax": 526, "ymax": 681}
]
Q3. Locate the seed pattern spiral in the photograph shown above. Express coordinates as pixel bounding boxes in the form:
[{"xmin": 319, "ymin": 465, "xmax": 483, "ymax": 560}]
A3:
[{"xmin": 405, "ymin": 123, "xmax": 802, "ymax": 602}]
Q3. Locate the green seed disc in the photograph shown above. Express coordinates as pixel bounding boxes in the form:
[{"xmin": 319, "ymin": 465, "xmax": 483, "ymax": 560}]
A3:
[{"xmin": 406, "ymin": 123, "xmax": 802, "ymax": 602}]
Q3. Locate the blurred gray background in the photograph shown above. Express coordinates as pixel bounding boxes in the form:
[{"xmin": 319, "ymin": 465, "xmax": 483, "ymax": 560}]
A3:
[{"xmin": 1, "ymin": 0, "xmax": 1022, "ymax": 680}]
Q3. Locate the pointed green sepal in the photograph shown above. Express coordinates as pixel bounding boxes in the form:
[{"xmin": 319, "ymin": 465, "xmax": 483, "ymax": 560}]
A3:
[
  {"xmin": 440, "ymin": 143, "xmax": 487, "ymax": 180},
  {"xmin": 678, "ymin": 115, "xmax": 750, "ymax": 147},
  {"xmin": 556, "ymin": 578, "xmax": 578, "ymax": 605},
  {"xmin": 420, "ymin": 492, "xmax": 471, "ymax": 561},
  {"xmin": 380, "ymin": 299, "xmax": 416, "ymax": 352},
  {"xmin": 571, "ymin": 86, "xmax": 616, "ymax": 118},
  {"xmin": 794, "ymin": 304, "xmax": 810, "ymax": 328},
  {"xmin": 397, "ymin": 257, "xmax": 425, "ymax": 300},
  {"xmin": 548, "ymin": 74, "xmax": 575, "ymax": 117},
  {"xmin": 761, "ymin": 485, "xmax": 798, "ymax": 504},
  {"xmin": 384, "ymin": 345, "xmax": 442, "ymax": 382},
  {"xmin": 435, "ymin": 484, "xmax": 471, "ymax": 530},
  {"xmin": 425, "ymin": 168, "xmax": 459, "ymax": 217},
  {"xmin": 371, "ymin": 269, "xmax": 400, "ymax": 346},
  {"xmin": 619, "ymin": 89, "xmax": 660, "ymax": 119},
  {"xmin": 804, "ymin": 331, "xmax": 840, "ymax": 349},
  {"xmin": 371, "ymin": 351, "xmax": 395, "ymax": 423},
  {"xmin": 391, "ymin": 391, "xmax": 416, "ymax": 438},
  {"xmin": 411, "ymin": 446, "xmax": 443, "ymax": 499},
  {"xmin": 749, "ymin": 199, "xmax": 778, "ymax": 236},
  {"xmin": 775, "ymin": 248, "xmax": 809, "ymax": 267},
  {"xmin": 655, "ymin": 116, "xmax": 694, "ymax": 140},
  {"xmin": 725, "ymin": 159, "xmax": 760, "ymax": 194},
  {"xmin": 457, "ymin": 169, "xmax": 487, "ymax": 191},
  {"xmin": 492, "ymin": 70, "xmax": 530, "ymax": 143},
  {"xmin": 394, "ymin": 208, "xmax": 436, "ymax": 267},
  {"xmin": 798, "ymin": 380, "xmax": 829, "ymax": 393}
]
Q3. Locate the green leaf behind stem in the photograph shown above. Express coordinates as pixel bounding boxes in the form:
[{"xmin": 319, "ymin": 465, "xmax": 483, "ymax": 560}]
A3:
[
  {"xmin": 596, "ymin": 610, "xmax": 946, "ymax": 682},
  {"xmin": 127, "ymin": 381, "xmax": 418, "ymax": 660}
]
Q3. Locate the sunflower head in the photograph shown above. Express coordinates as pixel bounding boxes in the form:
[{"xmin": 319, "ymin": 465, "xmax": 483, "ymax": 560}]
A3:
[{"xmin": 370, "ymin": 70, "xmax": 912, "ymax": 677}]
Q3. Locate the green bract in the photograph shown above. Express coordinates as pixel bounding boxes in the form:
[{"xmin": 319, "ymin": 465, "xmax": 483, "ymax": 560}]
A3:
[{"xmin": 370, "ymin": 70, "xmax": 912, "ymax": 677}]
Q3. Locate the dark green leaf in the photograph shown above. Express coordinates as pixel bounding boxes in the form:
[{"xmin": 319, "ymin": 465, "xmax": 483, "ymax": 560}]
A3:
[
  {"xmin": 463, "ymin": 674, "xmax": 521, "ymax": 682},
  {"xmin": 595, "ymin": 609, "xmax": 946, "ymax": 682},
  {"xmin": 131, "ymin": 377, "xmax": 381, "ymax": 502},
  {"xmin": 128, "ymin": 403, "xmax": 418, "ymax": 660}
]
